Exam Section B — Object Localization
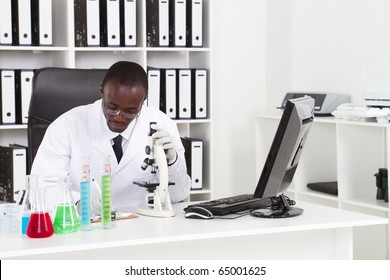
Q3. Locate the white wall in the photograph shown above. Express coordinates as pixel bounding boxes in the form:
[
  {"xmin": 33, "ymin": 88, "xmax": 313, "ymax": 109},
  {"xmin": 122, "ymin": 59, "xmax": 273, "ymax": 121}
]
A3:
[
  {"xmin": 266, "ymin": 0, "xmax": 390, "ymax": 113},
  {"xmin": 212, "ymin": 0, "xmax": 267, "ymax": 197},
  {"xmin": 212, "ymin": 0, "xmax": 390, "ymax": 197}
]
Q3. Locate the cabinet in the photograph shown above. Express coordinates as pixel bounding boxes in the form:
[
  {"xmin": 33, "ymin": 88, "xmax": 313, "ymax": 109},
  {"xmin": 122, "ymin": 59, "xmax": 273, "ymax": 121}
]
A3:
[
  {"xmin": 0, "ymin": 0, "xmax": 213, "ymax": 201},
  {"xmin": 256, "ymin": 115, "xmax": 390, "ymax": 259}
]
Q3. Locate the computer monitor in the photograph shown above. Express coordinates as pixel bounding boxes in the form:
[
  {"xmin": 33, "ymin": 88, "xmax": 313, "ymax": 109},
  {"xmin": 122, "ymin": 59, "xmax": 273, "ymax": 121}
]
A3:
[{"xmin": 251, "ymin": 96, "xmax": 315, "ymax": 218}]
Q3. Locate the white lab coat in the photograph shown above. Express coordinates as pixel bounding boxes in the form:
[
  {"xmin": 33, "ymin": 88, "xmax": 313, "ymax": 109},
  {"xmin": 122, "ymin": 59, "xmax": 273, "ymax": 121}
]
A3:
[{"xmin": 30, "ymin": 100, "xmax": 191, "ymax": 212}]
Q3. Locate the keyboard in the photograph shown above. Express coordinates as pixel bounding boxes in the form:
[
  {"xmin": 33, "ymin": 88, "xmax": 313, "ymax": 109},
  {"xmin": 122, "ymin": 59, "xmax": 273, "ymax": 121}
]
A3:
[{"xmin": 184, "ymin": 194, "xmax": 272, "ymax": 216}]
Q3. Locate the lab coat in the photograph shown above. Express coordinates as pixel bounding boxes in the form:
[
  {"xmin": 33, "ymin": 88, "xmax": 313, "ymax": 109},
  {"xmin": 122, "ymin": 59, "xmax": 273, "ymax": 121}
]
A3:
[{"xmin": 30, "ymin": 99, "xmax": 191, "ymax": 212}]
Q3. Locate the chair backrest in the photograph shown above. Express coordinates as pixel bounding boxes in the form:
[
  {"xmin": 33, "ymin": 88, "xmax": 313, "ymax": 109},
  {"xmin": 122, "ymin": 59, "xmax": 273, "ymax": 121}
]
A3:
[{"xmin": 27, "ymin": 67, "xmax": 107, "ymax": 172}]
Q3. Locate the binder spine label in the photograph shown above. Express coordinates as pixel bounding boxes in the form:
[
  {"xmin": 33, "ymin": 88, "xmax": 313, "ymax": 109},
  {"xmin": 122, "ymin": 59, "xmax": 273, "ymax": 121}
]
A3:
[
  {"xmin": 20, "ymin": 70, "xmax": 34, "ymax": 124},
  {"xmin": 193, "ymin": 69, "xmax": 207, "ymax": 118},
  {"xmin": 107, "ymin": 0, "xmax": 120, "ymax": 46},
  {"xmin": 1, "ymin": 70, "xmax": 16, "ymax": 124},
  {"xmin": 187, "ymin": 0, "xmax": 202, "ymax": 47},
  {"xmin": 38, "ymin": 0, "xmax": 53, "ymax": 45},
  {"xmin": 87, "ymin": 0, "xmax": 101, "ymax": 46},
  {"xmin": 121, "ymin": 0, "xmax": 137, "ymax": 46},
  {"xmin": 159, "ymin": 0, "xmax": 169, "ymax": 46},
  {"xmin": 18, "ymin": 0, "xmax": 32, "ymax": 45},
  {"xmin": 0, "ymin": 0, "xmax": 13, "ymax": 45},
  {"xmin": 165, "ymin": 69, "xmax": 177, "ymax": 118},
  {"xmin": 147, "ymin": 69, "xmax": 161, "ymax": 110},
  {"xmin": 177, "ymin": 69, "xmax": 191, "ymax": 118},
  {"xmin": 181, "ymin": 137, "xmax": 203, "ymax": 190},
  {"xmin": 173, "ymin": 0, "xmax": 186, "ymax": 47}
]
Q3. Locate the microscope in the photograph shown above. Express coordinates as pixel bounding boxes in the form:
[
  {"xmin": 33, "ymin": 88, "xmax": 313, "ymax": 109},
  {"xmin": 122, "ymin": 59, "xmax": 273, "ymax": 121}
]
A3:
[{"xmin": 134, "ymin": 122, "xmax": 176, "ymax": 217}]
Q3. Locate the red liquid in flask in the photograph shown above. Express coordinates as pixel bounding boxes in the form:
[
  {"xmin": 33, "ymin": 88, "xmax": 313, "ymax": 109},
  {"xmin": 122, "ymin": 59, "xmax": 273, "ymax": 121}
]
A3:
[{"xmin": 26, "ymin": 212, "xmax": 54, "ymax": 238}]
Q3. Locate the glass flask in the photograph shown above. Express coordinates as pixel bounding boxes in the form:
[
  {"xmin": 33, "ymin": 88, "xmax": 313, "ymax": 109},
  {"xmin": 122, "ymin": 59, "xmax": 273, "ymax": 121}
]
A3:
[
  {"xmin": 26, "ymin": 177, "xmax": 54, "ymax": 238},
  {"xmin": 52, "ymin": 176, "xmax": 81, "ymax": 234}
]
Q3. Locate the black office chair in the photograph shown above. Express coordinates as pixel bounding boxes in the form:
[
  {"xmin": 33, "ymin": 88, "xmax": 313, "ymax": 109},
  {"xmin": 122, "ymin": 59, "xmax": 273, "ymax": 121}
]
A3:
[{"xmin": 27, "ymin": 67, "xmax": 107, "ymax": 173}]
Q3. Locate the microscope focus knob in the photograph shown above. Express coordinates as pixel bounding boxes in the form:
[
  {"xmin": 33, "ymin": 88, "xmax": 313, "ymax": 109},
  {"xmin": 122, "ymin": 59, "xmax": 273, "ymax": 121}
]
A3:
[{"xmin": 145, "ymin": 145, "xmax": 151, "ymax": 155}]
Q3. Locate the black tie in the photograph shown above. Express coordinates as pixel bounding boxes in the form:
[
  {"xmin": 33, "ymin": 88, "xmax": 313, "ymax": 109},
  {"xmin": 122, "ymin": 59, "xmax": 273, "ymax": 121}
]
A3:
[{"xmin": 112, "ymin": 135, "xmax": 123, "ymax": 163}]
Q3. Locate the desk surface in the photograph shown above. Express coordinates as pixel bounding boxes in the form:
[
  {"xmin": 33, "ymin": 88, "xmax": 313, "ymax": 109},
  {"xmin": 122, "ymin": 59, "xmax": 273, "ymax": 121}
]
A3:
[{"xmin": 0, "ymin": 202, "xmax": 387, "ymax": 259}]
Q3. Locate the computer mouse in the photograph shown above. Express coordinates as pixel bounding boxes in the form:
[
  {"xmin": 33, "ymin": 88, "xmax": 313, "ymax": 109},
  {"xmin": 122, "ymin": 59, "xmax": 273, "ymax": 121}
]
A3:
[{"xmin": 184, "ymin": 206, "xmax": 214, "ymax": 219}]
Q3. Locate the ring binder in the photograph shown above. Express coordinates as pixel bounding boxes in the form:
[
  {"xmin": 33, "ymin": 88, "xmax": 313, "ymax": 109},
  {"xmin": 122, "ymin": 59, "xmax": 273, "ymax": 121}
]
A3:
[
  {"xmin": 181, "ymin": 137, "xmax": 203, "ymax": 190},
  {"xmin": 0, "ymin": 144, "xmax": 27, "ymax": 203},
  {"xmin": 0, "ymin": 0, "xmax": 13, "ymax": 45}
]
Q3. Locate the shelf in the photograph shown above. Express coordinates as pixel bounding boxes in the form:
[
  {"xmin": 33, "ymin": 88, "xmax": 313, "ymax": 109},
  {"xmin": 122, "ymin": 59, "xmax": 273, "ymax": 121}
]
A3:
[
  {"xmin": 0, "ymin": 0, "xmax": 213, "ymax": 202},
  {"xmin": 0, "ymin": 46, "xmax": 69, "ymax": 52},
  {"xmin": 256, "ymin": 114, "xmax": 390, "ymax": 259},
  {"xmin": 74, "ymin": 47, "xmax": 145, "ymax": 52},
  {"xmin": 175, "ymin": 119, "xmax": 210, "ymax": 124},
  {"xmin": 0, "ymin": 125, "xmax": 28, "ymax": 130},
  {"xmin": 292, "ymin": 189, "xmax": 389, "ymax": 212},
  {"xmin": 258, "ymin": 114, "xmax": 390, "ymax": 127},
  {"xmin": 190, "ymin": 189, "xmax": 211, "ymax": 195},
  {"xmin": 146, "ymin": 47, "xmax": 211, "ymax": 52},
  {"xmin": 292, "ymin": 189, "xmax": 339, "ymax": 202},
  {"xmin": 340, "ymin": 196, "xmax": 389, "ymax": 212}
]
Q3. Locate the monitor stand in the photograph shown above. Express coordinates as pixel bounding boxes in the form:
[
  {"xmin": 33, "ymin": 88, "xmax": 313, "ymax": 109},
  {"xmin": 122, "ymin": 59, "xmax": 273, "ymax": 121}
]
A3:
[{"xmin": 249, "ymin": 194, "xmax": 303, "ymax": 218}]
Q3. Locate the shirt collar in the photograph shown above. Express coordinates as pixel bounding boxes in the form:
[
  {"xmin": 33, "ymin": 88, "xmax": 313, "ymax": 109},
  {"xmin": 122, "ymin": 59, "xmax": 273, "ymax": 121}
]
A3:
[{"xmin": 106, "ymin": 119, "xmax": 137, "ymax": 143}]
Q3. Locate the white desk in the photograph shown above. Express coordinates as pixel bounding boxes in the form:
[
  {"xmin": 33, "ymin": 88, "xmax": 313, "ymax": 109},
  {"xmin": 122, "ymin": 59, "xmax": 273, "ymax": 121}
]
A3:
[{"xmin": 0, "ymin": 202, "xmax": 387, "ymax": 260}]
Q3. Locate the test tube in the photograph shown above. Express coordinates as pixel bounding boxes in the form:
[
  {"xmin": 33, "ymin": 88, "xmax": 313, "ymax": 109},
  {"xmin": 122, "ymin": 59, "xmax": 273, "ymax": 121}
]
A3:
[
  {"xmin": 100, "ymin": 155, "xmax": 114, "ymax": 228},
  {"xmin": 80, "ymin": 156, "xmax": 92, "ymax": 230},
  {"xmin": 21, "ymin": 175, "xmax": 34, "ymax": 235}
]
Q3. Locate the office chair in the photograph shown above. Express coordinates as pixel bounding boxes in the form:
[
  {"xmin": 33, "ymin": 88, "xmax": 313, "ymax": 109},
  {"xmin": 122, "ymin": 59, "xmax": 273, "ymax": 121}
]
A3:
[{"xmin": 27, "ymin": 67, "xmax": 107, "ymax": 173}]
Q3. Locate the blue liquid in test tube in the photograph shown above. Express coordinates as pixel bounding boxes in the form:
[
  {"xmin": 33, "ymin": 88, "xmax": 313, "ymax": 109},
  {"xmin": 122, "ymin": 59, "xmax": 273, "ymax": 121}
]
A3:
[
  {"xmin": 80, "ymin": 181, "xmax": 91, "ymax": 226},
  {"xmin": 80, "ymin": 156, "xmax": 93, "ymax": 230}
]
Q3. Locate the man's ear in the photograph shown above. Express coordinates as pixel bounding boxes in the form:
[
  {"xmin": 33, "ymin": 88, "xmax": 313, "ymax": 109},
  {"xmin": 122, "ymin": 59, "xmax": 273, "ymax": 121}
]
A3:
[
  {"xmin": 99, "ymin": 84, "xmax": 104, "ymax": 98},
  {"xmin": 144, "ymin": 89, "xmax": 148, "ymax": 101}
]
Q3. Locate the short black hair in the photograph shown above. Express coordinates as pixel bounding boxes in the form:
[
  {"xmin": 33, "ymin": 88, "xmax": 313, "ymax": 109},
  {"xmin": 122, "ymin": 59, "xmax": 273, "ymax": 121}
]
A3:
[{"xmin": 102, "ymin": 61, "xmax": 148, "ymax": 92}]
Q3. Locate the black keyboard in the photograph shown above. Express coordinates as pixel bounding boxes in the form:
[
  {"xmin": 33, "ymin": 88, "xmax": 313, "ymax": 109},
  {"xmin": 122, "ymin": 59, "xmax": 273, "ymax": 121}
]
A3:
[{"xmin": 184, "ymin": 194, "xmax": 272, "ymax": 216}]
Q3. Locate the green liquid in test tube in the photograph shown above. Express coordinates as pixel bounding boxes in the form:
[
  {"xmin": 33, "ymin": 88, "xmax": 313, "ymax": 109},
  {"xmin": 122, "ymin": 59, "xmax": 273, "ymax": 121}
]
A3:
[
  {"xmin": 101, "ymin": 175, "xmax": 112, "ymax": 224},
  {"xmin": 101, "ymin": 155, "xmax": 114, "ymax": 228}
]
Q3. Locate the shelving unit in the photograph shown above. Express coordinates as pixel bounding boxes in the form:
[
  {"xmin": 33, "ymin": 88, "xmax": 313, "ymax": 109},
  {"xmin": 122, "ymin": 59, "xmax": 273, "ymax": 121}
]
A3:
[
  {"xmin": 256, "ymin": 115, "xmax": 390, "ymax": 259},
  {"xmin": 0, "ymin": 0, "xmax": 213, "ymax": 201}
]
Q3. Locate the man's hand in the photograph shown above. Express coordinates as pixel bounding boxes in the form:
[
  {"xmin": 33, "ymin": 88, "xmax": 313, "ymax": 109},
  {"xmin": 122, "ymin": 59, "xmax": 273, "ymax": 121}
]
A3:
[{"xmin": 151, "ymin": 123, "xmax": 177, "ymax": 165}]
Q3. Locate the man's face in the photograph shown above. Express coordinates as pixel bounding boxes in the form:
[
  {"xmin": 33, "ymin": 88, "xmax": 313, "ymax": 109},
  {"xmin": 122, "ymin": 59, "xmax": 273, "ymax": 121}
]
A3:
[{"xmin": 100, "ymin": 79, "xmax": 146, "ymax": 133}]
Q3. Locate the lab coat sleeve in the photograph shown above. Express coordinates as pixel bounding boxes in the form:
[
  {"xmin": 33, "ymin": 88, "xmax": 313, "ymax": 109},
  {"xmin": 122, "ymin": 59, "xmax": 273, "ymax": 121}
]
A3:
[
  {"xmin": 168, "ymin": 153, "xmax": 191, "ymax": 203},
  {"xmin": 30, "ymin": 117, "xmax": 73, "ymax": 211},
  {"xmin": 164, "ymin": 119, "xmax": 192, "ymax": 203},
  {"xmin": 30, "ymin": 118, "xmax": 72, "ymax": 178}
]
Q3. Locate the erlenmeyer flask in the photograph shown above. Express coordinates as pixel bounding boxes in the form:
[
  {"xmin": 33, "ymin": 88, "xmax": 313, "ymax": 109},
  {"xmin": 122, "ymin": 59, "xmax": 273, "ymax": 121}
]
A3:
[
  {"xmin": 26, "ymin": 178, "xmax": 54, "ymax": 238},
  {"xmin": 52, "ymin": 176, "xmax": 81, "ymax": 234}
]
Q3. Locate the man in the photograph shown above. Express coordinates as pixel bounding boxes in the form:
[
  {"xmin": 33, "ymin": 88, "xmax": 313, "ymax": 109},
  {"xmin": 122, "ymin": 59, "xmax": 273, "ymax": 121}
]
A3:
[{"xmin": 31, "ymin": 61, "xmax": 191, "ymax": 212}]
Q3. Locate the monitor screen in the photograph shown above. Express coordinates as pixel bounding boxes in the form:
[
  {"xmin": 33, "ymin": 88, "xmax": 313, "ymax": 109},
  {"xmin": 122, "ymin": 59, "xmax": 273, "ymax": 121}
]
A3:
[{"xmin": 251, "ymin": 96, "xmax": 314, "ymax": 218}]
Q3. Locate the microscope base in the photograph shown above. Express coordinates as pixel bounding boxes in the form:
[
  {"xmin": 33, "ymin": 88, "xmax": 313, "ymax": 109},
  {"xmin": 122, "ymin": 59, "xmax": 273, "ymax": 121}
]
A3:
[
  {"xmin": 136, "ymin": 207, "xmax": 176, "ymax": 218},
  {"xmin": 136, "ymin": 189, "xmax": 176, "ymax": 218}
]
